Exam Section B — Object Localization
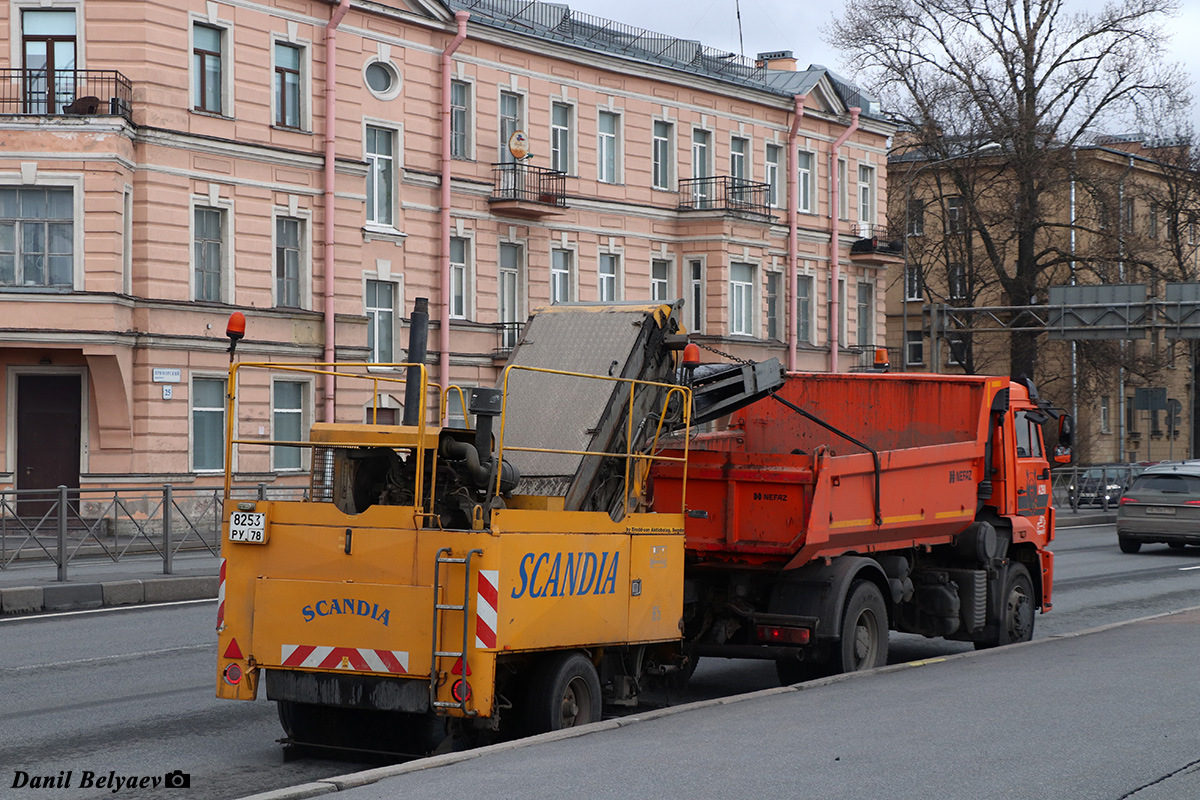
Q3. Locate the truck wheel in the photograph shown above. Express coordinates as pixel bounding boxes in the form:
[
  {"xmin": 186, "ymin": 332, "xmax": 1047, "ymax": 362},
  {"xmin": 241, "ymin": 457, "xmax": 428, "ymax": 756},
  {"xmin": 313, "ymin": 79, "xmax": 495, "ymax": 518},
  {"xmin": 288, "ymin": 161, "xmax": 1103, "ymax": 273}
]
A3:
[
  {"xmin": 1118, "ymin": 536, "xmax": 1142, "ymax": 554},
  {"xmin": 974, "ymin": 562, "xmax": 1035, "ymax": 650},
  {"xmin": 528, "ymin": 652, "xmax": 602, "ymax": 733},
  {"xmin": 835, "ymin": 580, "xmax": 888, "ymax": 673}
]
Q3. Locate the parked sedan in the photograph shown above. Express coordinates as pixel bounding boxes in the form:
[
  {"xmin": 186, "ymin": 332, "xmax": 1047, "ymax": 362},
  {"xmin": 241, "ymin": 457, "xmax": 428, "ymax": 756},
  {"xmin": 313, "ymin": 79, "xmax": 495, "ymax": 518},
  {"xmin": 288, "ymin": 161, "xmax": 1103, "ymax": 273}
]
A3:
[{"xmin": 1116, "ymin": 462, "xmax": 1200, "ymax": 553}]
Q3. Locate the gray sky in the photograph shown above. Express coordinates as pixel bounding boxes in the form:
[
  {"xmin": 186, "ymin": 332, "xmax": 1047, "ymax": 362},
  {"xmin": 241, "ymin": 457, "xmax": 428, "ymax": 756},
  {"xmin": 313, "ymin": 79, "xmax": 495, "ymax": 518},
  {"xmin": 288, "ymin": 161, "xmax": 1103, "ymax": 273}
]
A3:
[{"xmin": 561, "ymin": 0, "xmax": 1200, "ymax": 134}]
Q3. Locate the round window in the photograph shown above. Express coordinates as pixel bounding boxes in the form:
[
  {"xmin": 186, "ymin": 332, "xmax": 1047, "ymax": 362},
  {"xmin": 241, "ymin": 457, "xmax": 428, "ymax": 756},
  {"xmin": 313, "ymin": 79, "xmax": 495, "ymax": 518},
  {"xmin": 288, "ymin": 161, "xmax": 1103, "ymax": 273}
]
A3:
[{"xmin": 364, "ymin": 61, "xmax": 401, "ymax": 100}]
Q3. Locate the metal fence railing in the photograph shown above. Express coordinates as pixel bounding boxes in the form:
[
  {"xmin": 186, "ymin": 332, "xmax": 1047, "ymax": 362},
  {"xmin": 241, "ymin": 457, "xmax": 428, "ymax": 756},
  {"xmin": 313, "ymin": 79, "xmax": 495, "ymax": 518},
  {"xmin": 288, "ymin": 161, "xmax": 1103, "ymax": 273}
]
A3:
[
  {"xmin": 490, "ymin": 163, "xmax": 567, "ymax": 207},
  {"xmin": 0, "ymin": 483, "xmax": 308, "ymax": 581},
  {"xmin": 0, "ymin": 69, "xmax": 133, "ymax": 121},
  {"xmin": 678, "ymin": 176, "xmax": 772, "ymax": 218}
]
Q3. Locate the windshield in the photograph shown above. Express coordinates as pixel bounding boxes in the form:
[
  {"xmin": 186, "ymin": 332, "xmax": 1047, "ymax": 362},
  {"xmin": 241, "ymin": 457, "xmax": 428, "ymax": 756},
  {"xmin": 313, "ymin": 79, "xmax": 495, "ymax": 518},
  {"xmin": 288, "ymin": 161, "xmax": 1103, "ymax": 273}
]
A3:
[{"xmin": 1129, "ymin": 474, "xmax": 1200, "ymax": 494}]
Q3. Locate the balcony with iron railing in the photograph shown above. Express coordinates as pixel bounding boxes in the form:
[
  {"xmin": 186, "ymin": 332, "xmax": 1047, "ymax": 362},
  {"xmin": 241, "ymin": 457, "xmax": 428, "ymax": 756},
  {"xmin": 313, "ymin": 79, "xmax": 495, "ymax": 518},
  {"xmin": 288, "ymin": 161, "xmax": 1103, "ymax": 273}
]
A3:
[
  {"xmin": 678, "ymin": 176, "xmax": 772, "ymax": 219},
  {"xmin": 494, "ymin": 321, "xmax": 524, "ymax": 358},
  {"xmin": 0, "ymin": 69, "xmax": 133, "ymax": 123},
  {"xmin": 489, "ymin": 163, "xmax": 567, "ymax": 219},
  {"xmin": 849, "ymin": 224, "xmax": 904, "ymax": 266}
]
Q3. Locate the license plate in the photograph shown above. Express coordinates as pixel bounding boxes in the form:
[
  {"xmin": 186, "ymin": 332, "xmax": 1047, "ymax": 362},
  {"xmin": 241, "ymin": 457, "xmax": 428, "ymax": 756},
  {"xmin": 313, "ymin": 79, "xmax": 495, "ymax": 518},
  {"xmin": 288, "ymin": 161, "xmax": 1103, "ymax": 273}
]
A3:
[
  {"xmin": 228, "ymin": 512, "xmax": 266, "ymax": 543},
  {"xmin": 1145, "ymin": 506, "xmax": 1176, "ymax": 516}
]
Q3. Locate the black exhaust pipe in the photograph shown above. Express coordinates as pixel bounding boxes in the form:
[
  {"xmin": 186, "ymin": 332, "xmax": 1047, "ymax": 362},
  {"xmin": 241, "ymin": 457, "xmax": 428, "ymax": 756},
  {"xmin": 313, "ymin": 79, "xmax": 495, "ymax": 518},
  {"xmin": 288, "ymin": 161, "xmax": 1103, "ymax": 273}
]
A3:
[{"xmin": 402, "ymin": 298, "xmax": 429, "ymax": 427}]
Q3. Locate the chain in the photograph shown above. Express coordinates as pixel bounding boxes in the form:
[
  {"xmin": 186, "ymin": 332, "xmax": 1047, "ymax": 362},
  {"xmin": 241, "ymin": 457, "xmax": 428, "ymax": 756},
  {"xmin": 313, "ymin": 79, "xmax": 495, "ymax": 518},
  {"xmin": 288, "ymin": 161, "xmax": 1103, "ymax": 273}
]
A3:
[{"xmin": 694, "ymin": 340, "xmax": 755, "ymax": 365}]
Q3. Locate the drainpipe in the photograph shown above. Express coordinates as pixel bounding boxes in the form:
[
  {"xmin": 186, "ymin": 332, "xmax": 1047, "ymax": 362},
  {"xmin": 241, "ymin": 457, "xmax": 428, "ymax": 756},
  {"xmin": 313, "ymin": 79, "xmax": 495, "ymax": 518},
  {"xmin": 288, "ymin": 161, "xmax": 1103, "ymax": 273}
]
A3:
[
  {"xmin": 440, "ymin": 11, "xmax": 470, "ymax": 397},
  {"xmin": 786, "ymin": 94, "xmax": 806, "ymax": 372},
  {"xmin": 828, "ymin": 107, "xmax": 860, "ymax": 373},
  {"xmin": 322, "ymin": 0, "xmax": 350, "ymax": 422}
]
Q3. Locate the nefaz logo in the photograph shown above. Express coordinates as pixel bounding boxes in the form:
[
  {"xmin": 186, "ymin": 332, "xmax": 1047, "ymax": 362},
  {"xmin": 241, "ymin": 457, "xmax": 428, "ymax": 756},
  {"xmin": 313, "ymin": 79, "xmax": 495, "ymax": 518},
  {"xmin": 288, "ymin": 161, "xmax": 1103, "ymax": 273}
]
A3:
[
  {"xmin": 511, "ymin": 551, "xmax": 620, "ymax": 599},
  {"xmin": 302, "ymin": 598, "xmax": 391, "ymax": 626},
  {"xmin": 949, "ymin": 469, "xmax": 973, "ymax": 484},
  {"xmin": 753, "ymin": 491, "xmax": 788, "ymax": 501}
]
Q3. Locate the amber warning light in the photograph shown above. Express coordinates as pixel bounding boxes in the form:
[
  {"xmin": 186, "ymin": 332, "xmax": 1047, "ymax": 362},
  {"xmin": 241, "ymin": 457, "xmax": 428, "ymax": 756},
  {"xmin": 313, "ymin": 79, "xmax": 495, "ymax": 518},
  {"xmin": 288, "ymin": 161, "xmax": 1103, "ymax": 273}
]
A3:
[{"xmin": 226, "ymin": 312, "xmax": 246, "ymax": 355}]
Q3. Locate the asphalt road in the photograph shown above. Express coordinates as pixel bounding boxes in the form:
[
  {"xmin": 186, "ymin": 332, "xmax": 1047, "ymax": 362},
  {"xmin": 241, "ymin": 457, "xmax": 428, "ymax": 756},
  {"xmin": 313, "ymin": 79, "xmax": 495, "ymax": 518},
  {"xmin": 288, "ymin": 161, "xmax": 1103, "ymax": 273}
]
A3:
[{"xmin": 3, "ymin": 523, "xmax": 1197, "ymax": 800}]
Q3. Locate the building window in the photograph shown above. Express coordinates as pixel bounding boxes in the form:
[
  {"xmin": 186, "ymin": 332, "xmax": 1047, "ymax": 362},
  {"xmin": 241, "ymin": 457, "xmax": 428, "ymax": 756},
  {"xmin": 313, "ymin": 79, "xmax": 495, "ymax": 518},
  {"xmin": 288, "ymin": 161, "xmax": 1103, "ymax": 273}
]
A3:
[
  {"xmin": 598, "ymin": 110, "xmax": 619, "ymax": 184},
  {"xmin": 499, "ymin": 242, "xmax": 523, "ymax": 348},
  {"xmin": 796, "ymin": 151, "xmax": 813, "ymax": 213},
  {"xmin": 363, "ymin": 60, "xmax": 400, "ymax": 101},
  {"xmin": 365, "ymin": 279, "xmax": 395, "ymax": 363},
  {"xmin": 1149, "ymin": 205, "xmax": 1159, "ymax": 239},
  {"xmin": 905, "ymin": 330, "xmax": 924, "ymax": 366},
  {"xmin": 445, "ymin": 386, "xmax": 472, "ymax": 429},
  {"xmin": 765, "ymin": 144, "xmax": 780, "ymax": 208},
  {"xmin": 450, "ymin": 236, "xmax": 470, "ymax": 319},
  {"xmin": 499, "ymin": 91, "xmax": 522, "ymax": 163},
  {"xmin": 692, "ymin": 129, "xmax": 711, "ymax": 206},
  {"xmin": 274, "ymin": 42, "xmax": 303, "ymax": 129},
  {"xmin": 766, "ymin": 272, "xmax": 782, "ymax": 340},
  {"xmin": 1122, "ymin": 197, "xmax": 1135, "ymax": 233},
  {"xmin": 730, "ymin": 262, "xmax": 755, "ymax": 336},
  {"xmin": 689, "ymin": 259, "xmax": 704, "ymax": 332},
  {"xmin": 798, "ymin": 275, "xmax": 812, "ymax": 343},
  {"xmin": 0, "ymin": 186, "xmax": 73, "ymax": 288},
  {"xmin": 366, "ymin": 126, "xmax": 395, "ymax": 227},
  {"xmin": 1100, "ymin": 395, "xmax": 1111, "ymax": 434},
  {"xmin": 653, "ymin": 121, "xmax": 673, "ymax": 191},
  {"xmin": 272, "ymin": 380, "xmax": 305, "ymax": 471},
  {"xmin": 192, "ymin": 23, "xmax": 224, "ymax": 114},
  {"xmin": 275, "ymin": 216, "xmax": 302, "ymax": 308},
  {"xmin": 651, "ymin": 259, "xmax": 670, "ymax": 302},
  {"xmin": 856, "ymin": 281, "xmax": 873, "ymax": 346},
  {"xmin": 946, "ymin": 332, "xmax": 970, "ymax": 367},
  {"xmin": 22, "ymin": 10, "xmax": 76, "ymax": 115},
  {"xmin": 838, "ymin": 158, "xmax": 848, "ymax": 220},
  {"xmin": 730, "ymin": 136, "xmax": 748, "ymax": 181},
  {"xmin": 551, "ymin": 102, "xmax": 571, "ymax": 174},
  {"xmin": 834, "ymin": 276, "xmax": 846, "ymax": 345},
  {"xmin": 905, "ymin": 264, "xmax": 922, "ymax": 301},
  {"xmin": 907, "ymin": 197, "xmax": 925, "ymax": 236},
  {"xmin": 946, "ymin": 196, "xmax": 966, "ymax": 234},
  {"xmin": 551, "ymin": 248, "xmax": 572, "ymax": 304},
  {"xmin": 193, "ymin": 206, "xmax": 223, "ymax": 302},
  {"xmin": 858, "ymin": 165, "xmax": 875, "ymax": 230},
  {"xmin": 598, "ymin": 254, "xmax": 619, "ymax": 301},
  {"xmin": 451, "ymin": 80, "xmax": 470, "ymax": 159},
  {"xmin": 1127, "ymin": 395, "xmax": 1138, "ymax": 433},
  {"xmin": 192, "ymin": 378, "xmax": 226, "ymax": 472},
  {"xmin": 949, "ymin": 262, "xmax": 967, "ymax": 300}
]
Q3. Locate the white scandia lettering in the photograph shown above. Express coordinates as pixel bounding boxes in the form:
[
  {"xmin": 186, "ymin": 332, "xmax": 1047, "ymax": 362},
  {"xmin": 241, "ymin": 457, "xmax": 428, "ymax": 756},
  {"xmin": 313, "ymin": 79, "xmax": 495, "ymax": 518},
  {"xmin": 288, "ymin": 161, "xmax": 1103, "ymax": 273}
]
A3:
[
  {"xmin": 360, "ymin": 649, "xmax": 387, "ymax": 673},
  {"xmin": 303, "ymin": 646, "xmax": 335, "ymax": 668}
]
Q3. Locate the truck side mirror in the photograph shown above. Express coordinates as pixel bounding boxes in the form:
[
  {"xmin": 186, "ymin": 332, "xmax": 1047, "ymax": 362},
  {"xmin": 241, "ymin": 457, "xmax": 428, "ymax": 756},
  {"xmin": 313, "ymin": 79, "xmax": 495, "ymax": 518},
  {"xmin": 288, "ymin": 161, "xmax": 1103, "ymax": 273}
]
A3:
[{"xmin": 1054, "ymin": 415, "xmax": 1074, "ymax": 464}]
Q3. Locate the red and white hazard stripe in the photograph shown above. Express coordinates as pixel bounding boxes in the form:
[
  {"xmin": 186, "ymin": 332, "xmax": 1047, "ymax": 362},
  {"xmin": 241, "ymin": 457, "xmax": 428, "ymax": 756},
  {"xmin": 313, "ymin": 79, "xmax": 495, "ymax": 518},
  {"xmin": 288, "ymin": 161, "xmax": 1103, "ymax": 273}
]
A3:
[
  {"xmin": 216, "ymin": 559, "xmax": 226, "ymax": 631},
  {"xmin": 280, "ymin": 644, "xmax": 409, "ymax": 674},
  {"xmin": 475, "ymin": 569, "xmax": 498, "ymax": 650}
]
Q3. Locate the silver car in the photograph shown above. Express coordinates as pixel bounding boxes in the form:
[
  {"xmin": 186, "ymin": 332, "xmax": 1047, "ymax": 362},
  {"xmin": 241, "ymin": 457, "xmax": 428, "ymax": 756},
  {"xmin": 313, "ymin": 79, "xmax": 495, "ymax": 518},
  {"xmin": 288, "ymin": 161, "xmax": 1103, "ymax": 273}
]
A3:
[{"xmin": 1116, "ymin": 462, "xmax": 1200, "ymax": 553}]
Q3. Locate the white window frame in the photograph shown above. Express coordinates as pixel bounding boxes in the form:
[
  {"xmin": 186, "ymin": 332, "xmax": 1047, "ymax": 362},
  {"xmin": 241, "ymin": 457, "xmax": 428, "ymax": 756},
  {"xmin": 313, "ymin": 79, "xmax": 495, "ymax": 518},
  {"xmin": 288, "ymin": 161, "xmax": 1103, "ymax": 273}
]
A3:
[
  {"xmin": 948, "ymin": 262, "xmax": 968, "ymax": 300},
  {"xmin": 688, "ymin": 258, "xmax": 705, "ymax": 333},
  {"xmin": 444, "ymin": 383, "xmax": 474, "ymax": 429},
  {"xmin": 551, "ymin": 247, "xmax": 576, "ymax": 304},
  {"xmin": 361, "ymin": 56, "xmax": 402, "ymax": 102},
  {"xmin": 946, "ymin": 332, "xmax": 969, "ymax": 367},
  {"xmin": 838, "ymin": 157, "xmax": 848, "ymax": 220},
  {"xmin": 364, "ymin": 120, "xmax": 402, "ymax": 230},
  {"xmin": 765, "ymin": 270, "xmax": 783, "ymax": 341},
  {"xmin": 121, "ymin": 184, "xmax": 132, "ymax": 295},
  {"xmin": 598, "ymin": 251, "xmax": 621, "ymax": 302},
  {"xmin": 272, "ymin": 208, "xmax": 312, "ymax": 309},
  {"xmin": 905, "ymin": 263, "xmax": 922, "ymax": 301},
  {"xmin": 797, "ymin": 150, "xmax": 814, "ymax": 214},
  {"xmin": 450, "ymin": 78, "xmax": 474, "ymax": 160},
  {"xmin": 0, "ymin": 178, "xmax": 84, "ymax": 291},
  {"xmin": 499, "ymin": 89, "xmax": 524, "ymax": 163},
  {"xmin": 271, "ymin": 378, "xmax": 310, "ymax": 472},
  {"xmin": 905, "ymin": 330, "xmax": 924, "ymax": 367},
  {"xmin": 652, "ymin": 119, "xmax": 674, "ymax": 191},
  {"xmin": 449, "ymin": 234, "xmax": 473, "ymax": 320},
  {"xmin": 855, "ymin": 280, "xmax": 874, "ymax": 347},
  {"xmin": 498, "ymin": 240, "xmax": 525, "ymax": 348},
  {"xmin": 946, "ymin": 196, "xmax": 966, "ymax": 234},
  {"xmin": 650, "ymin": 258, "xmax": 672, "ymax": 302},
  {"xmin": 597, "ymin": 109, "xmax": 622, "ymax": 184},
  {"xmin": 729, "ymin": 262, "xmax": 756, "ymax": 337},
  {"xmin": 190, "ymin": 18, "xmax": 232, "ymax": 116},
  {"xmin": 1100, "ymin": 396, "xmax": 1111, "ymax": 434},
  {"xmin": 189, "ymin": 193, "xmax": 235, "ymax": 304},
  {"xmin": 798, "ymin": 273, "xmax": 813, "ymax": 345},
  {"xmin": 858, "ymin": 164, "xmax": 876, "ymax": 232},
  {"xmin": 190, "ymin": 375, "xmax": 227, "ymax": 473},
  {"xmin": 765, "ymin": 144, "xmax": 780, "ymax": 208},
  {"xmin": 270, "ymin": 34, "xmax": 312, "ymax": 131},
  {"xmin": 364, "ymin": 276, "xmax": 401, "ymax": 364},
  {"xmin": 551, "ymin": 101, "xmax": 573, "ymax": 175},
  {"xmin": 730, "ymin": 135, "xmax": 749, "ymax": 182}
]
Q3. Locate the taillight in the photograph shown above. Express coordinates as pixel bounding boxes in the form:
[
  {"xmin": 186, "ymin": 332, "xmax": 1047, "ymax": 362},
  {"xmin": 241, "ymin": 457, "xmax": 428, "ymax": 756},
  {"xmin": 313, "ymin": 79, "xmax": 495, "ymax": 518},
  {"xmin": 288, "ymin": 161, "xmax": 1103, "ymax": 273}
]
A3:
[
  {"xmin": 1119, "ymin": 496, "xmax": 1138, "ymax": 505},
  {"xmin": 223, "ymin": 663, "xmax": 243, "ymax": 685},
  {"xmin": 756, "ymin": 625, "xmax": 811, "ymax": 645},
  {"xmin": 1183, "ymin": 500, "xmax": 1200, "ymax": 507},
  {"xmin": 451, "ymin": 679, "xmax": 472, "ymax": 703}
]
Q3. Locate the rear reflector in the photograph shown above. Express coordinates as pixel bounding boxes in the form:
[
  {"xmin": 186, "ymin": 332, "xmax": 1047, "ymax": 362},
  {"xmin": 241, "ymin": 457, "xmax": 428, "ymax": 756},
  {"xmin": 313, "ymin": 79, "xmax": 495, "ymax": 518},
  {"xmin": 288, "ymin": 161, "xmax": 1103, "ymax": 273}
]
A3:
[
  {"xmin": 756, "ymin": 625, "xmax": 811, "ymax": 645},
  {"xmin": 223, "ymin": 639, "xmax": 244, "ymax": 659}
]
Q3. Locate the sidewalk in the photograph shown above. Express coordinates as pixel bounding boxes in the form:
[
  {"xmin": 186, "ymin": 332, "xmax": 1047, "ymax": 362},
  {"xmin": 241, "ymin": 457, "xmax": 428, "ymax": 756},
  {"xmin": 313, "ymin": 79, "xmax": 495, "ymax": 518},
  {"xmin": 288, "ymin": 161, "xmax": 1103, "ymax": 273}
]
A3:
[
  {"xmin": 243, "ymin": 607, "xmax": 1200, "ymax": 800},
  {"xmin": 0, "ymin": 550, "xmax": 220, "ymax": 614}
]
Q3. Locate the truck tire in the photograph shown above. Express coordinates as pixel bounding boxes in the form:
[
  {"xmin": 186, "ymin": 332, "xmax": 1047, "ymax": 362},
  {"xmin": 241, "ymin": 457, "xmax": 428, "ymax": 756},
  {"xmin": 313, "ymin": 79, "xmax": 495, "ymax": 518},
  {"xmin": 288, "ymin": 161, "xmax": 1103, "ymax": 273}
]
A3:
[
  {"xmin": 974, "ymin": 562, "xmax": 1035, "ymax": 650},
  {"xmin": 1119, "ymin": 536, "xmax": 1142, "ymax": 554},
  {"xmin": 527, "ymin": 652, "xmax": 602, "ymax": 733},
  {"xmin": 834, "ymin": 580, "xmax": 888, "ymax": 673}
]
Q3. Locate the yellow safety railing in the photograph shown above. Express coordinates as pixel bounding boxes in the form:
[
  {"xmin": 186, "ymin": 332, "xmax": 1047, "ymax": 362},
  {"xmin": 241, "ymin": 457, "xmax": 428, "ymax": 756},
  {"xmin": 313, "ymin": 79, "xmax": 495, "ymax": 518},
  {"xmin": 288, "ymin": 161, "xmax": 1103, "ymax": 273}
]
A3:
[{"xmin": 494, "ymin": 364, "xmax": 691, "ymax": 515}]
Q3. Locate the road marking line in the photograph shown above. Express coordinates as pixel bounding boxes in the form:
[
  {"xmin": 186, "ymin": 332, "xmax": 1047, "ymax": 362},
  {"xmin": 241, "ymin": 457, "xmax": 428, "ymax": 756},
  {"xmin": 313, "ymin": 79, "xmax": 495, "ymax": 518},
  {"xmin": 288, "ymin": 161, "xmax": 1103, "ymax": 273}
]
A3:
[
  {"xmin": 0, "ymin": 643, "xmax": 212, "ymax": 675},
  {"xmin": 0, "ymin": 597, "xmax": 216, "ymax": 624},
  {"xmin": 1179, "ymin": 566, "xmax": 1200, "ymax": 571}
]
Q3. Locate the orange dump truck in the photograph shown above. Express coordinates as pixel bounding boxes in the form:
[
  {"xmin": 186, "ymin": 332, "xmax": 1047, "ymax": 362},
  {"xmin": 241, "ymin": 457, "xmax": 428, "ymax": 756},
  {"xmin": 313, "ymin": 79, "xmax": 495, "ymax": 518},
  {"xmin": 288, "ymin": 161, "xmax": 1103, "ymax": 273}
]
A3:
[{"xmin": 652, "ymin": 370, "xmax": 1071, "ymax": 681}]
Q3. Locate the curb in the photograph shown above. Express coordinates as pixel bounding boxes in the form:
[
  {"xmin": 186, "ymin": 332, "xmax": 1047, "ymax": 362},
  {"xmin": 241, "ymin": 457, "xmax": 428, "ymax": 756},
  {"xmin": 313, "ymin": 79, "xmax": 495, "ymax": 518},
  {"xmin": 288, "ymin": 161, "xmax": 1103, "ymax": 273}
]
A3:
[
  {"xmin": 235, "ymin": 604, "xmax": 1200, "ymax": 800},
  {"xmin": 0, "ymin": 575, "xmax": 218, "ymax": 614}
]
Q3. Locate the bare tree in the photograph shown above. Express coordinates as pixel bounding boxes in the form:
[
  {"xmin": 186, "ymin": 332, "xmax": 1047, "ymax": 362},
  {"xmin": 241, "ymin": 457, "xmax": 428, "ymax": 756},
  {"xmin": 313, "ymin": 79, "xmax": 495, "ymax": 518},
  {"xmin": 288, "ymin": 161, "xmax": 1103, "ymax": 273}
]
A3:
[{"xmin": 833, "ymin": 0, "xmax": 1186, "ymax": 378}]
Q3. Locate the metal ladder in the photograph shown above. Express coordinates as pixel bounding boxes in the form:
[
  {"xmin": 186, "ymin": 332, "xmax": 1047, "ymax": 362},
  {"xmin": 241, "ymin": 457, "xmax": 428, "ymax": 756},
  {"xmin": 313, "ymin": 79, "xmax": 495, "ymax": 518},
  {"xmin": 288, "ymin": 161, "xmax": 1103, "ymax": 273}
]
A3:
[{"xmin": 429, "ymin": 546, "xmax": 482, "ymax": 715}]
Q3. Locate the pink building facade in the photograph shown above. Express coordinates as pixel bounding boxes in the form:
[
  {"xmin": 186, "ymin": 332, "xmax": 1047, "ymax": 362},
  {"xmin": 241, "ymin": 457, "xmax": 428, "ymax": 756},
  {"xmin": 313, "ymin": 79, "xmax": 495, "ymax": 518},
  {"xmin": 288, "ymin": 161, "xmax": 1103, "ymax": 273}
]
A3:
[{"xmin": 0, "ymin": 0, "xmax": 894, "ymax": 493}]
